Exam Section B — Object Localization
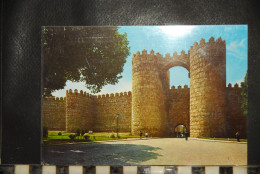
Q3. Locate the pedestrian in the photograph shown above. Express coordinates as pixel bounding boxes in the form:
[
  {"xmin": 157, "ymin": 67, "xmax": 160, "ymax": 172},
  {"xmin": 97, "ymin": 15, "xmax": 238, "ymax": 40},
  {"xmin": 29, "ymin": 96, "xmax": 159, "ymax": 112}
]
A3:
[
  {"xmin": 145, "ymin": 132, "xmax": 148, "ymax": 138},
  {"xmin": 185, "ymin": 132, "xmax": 189, "ymax": 141},
  {"xmin": 235, "ymin": 131, "xmax": 240, "ymax": 142},
  {"xmin": 140, "ymin": 131, "xmax": 142, "ymax": 139}
]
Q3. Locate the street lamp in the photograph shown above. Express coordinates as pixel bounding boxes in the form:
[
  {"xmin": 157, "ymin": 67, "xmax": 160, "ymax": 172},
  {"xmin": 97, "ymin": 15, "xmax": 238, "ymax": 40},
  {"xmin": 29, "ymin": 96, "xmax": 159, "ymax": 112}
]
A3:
[{"xmin": 116, "ymin": 114, "xmax": 119, "ymax": 138}]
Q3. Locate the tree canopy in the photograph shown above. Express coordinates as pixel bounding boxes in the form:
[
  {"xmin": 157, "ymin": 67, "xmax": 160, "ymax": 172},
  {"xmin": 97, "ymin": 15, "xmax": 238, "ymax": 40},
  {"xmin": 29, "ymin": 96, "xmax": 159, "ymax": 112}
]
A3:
[
  {"xmin": 42, "ymin": 26, "xmax": 130, "ymax": 96},
  {"xmin": 241, "ymin": 71, "xmax": 248, "ymax": 115}
]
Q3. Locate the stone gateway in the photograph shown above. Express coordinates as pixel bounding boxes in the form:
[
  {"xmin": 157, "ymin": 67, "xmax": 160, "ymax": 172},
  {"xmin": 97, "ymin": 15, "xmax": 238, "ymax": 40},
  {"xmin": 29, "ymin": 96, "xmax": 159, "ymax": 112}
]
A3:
[{"xmin": 42, "ymin": 37, "xmax": 247, "ymax": 138}]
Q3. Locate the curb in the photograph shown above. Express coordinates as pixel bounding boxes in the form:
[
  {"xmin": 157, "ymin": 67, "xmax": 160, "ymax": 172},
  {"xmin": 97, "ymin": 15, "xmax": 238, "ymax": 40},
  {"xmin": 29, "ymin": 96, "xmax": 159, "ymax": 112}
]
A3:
[{"xmin": 190, "ymin": 138, "xmax": 247, "ymax": 144}]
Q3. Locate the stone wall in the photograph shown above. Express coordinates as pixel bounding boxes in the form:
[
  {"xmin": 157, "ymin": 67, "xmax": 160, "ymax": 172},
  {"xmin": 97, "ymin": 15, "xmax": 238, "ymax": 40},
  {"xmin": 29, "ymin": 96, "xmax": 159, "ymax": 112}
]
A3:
[
  {"xmin": 94, "ymin": 92, "xmax": 132, "ymax": 132},
  {"xmin": 167, "ymin": 85, "xmax": 190, "ymax": 136},
  {"xmin": 65, "ymin": 89, "xmax": 96, "ymax": 132},
  {"xmin": 226, "ymin": 84, "xmax": 247, "ymax": 138},
  {"xmin": 42, "ymin": 96, "xmax": 66, "ymax": 130}
]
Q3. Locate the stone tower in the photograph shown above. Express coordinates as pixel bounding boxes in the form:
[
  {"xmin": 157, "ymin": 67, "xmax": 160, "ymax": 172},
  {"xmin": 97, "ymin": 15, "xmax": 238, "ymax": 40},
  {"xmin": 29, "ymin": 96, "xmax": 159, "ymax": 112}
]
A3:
[
  {"xmin": 189, "ymin": 37, "xmax": 226, "ymax": 137},
  {"xmin": 132, "ymin": 50, "xmax": 167, "ymax": 136}
]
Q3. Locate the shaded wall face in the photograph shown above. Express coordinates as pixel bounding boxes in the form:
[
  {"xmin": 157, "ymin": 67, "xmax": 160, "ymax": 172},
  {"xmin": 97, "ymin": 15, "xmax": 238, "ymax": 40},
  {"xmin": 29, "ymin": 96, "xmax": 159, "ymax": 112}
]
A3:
[
  {"xmin": 190, "ymin": 39, "xmax": 227, "ymax": 138},
  {"xmin": 167, "ymin": 87, "xmax": 190, "ymax": 136},
  {"xmin": 226, "ymin": 87, "xmax": 247, "ymax": 138},
  {"xmin": 42, "ymin": 97, "xmax": 66, "ymax": 130},
  {"xmin": 94, "ymin": 92, "xmax": 132, "ymax": 132}
]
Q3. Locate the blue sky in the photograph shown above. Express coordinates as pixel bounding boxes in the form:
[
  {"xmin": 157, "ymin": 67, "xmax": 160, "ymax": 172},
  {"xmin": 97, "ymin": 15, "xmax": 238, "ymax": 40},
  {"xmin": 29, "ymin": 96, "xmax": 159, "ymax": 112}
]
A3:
[{"xmin": 52, "ymin": 25, "xmax": 248, "ymax": 97}]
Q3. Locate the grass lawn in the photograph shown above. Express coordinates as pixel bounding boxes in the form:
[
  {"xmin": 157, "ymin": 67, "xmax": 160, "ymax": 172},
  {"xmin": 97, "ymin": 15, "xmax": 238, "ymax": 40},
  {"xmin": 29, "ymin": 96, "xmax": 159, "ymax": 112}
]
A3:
[{"xmin": 46, "ymin": 131, "xmax": 140, "ymax": 143}]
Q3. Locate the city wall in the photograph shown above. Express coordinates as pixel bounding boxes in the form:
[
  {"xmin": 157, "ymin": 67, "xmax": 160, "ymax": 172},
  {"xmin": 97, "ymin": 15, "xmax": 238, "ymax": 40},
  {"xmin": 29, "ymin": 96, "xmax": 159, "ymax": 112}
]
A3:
[
  {"xmin": 42, "ymin": 37, "xmax": 247, "ymax": 138},
  {"xmin": 42, "ymin": 85, "xmax": 246, "ymax": 137}
]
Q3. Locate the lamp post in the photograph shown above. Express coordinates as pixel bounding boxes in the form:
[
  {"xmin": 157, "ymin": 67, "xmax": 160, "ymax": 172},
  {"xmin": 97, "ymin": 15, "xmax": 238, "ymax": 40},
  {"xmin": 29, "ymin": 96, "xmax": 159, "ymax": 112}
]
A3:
[{"xmin": 116, "ymin": 114, "xmax": 119, "ymax": 138}]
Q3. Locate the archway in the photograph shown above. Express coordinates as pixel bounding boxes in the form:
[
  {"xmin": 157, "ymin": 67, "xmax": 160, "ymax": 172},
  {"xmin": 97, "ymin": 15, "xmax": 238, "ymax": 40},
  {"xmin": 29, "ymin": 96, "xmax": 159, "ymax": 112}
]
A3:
[
  {"xmin": 174, "ymin": 124, "xmax": 187, "ymax": 138},
  {"xmin": 169, "ymin": 66, "xmax": 190, "ymax": 89}
]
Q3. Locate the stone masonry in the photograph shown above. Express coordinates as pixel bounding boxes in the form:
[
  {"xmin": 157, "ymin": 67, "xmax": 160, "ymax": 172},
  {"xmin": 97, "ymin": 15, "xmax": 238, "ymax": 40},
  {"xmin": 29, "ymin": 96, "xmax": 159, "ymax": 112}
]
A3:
[{"xmin": 42, "ymin": 37, "xmax": 247, "ymax": 138}]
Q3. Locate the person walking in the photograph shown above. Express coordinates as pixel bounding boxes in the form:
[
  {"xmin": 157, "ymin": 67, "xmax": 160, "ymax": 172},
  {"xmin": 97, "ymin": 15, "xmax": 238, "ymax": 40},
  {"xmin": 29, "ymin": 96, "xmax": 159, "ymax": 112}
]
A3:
[
  {"xmin": 185, "ymin": 132, "xmax": 189, "ymax": 141},
  {"xmin": 139, "ymin": 131, "xmax": 142, "ymax": 139},
  {"xmin": 235, "ymin": 131, "xmax": 240, "ymax": 142},
  {"xmin": 145, "ymin": 132, "xmax": 148, "ymax": 138}
]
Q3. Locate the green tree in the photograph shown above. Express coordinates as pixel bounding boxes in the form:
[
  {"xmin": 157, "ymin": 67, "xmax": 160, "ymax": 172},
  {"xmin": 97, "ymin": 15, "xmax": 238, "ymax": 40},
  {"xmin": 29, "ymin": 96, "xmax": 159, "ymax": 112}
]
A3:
[
  {"xmin": 241, "ymin": 71, "xmax": 248, "ymax": 115},
  {"xmin": 42, "ymin": 26, "xmax": 130, "ymax": 96}
]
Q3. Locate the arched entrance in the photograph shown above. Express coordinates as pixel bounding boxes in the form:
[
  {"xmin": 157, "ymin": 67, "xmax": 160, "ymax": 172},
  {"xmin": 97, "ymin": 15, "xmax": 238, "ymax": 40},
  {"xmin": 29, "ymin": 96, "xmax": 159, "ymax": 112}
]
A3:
[{"xmin": 174, "ymin": 124, "xmax": 187, "ymax": 138}]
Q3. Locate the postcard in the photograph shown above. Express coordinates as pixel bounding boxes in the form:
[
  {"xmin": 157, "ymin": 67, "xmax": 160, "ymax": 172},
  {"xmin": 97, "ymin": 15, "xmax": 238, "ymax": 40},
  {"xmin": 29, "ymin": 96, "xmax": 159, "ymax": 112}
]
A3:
[{"xmin": 41, "ymin": 25, "xmax": 248, "ymax": 166}]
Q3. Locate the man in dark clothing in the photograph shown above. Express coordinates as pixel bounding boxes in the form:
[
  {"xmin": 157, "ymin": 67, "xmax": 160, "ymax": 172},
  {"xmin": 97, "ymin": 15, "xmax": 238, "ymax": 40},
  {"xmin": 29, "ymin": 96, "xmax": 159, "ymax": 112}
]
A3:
[
  {"xmin": 185, "ymin": 132, "xmax": 189, "ymax": 141},
  {"xmin": 140, "ymin": 131, "xmax": 142, "ymax": 139},
  {"xmin": 235, "ymin": 131, "xmax": 240, "ymax": 142}
]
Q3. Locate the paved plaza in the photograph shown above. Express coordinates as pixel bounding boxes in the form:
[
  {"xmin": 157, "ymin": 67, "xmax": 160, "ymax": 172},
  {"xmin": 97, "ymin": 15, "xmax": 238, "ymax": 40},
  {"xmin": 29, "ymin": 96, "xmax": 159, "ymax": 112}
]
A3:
[{"xmin": 42, "ymin": 138, "xmax": 247, "ymax": 165}]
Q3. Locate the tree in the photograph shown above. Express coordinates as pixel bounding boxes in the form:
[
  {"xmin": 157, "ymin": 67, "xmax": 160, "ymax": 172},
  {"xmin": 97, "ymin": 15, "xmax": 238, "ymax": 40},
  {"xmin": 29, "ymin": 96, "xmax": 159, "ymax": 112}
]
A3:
[
  {"xmin": 241, "ymin": 71, "xmax": 248, "ymax": 115},
  {"xmin": 42, "ymin": 26, "xmax": 130, "ymax": 96}
]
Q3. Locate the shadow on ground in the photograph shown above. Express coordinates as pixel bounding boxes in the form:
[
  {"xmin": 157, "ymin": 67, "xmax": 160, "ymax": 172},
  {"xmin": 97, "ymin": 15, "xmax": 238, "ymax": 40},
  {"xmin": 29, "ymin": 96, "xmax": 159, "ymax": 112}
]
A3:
[{"xmin": 42, "ymin": 143, "xmax": 161, "ymax": 165}]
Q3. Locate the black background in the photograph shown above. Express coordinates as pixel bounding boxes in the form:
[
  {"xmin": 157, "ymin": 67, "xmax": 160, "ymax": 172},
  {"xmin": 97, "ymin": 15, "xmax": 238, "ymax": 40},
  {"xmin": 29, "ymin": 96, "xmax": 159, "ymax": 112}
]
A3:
[{"xmin": 1, "ymin": 0, "xmax": 260, "ymax": 165}]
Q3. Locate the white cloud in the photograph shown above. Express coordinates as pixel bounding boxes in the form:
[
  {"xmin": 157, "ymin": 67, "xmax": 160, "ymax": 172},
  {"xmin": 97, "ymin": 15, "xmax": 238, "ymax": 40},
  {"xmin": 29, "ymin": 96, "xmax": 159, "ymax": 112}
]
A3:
[{"xmin": 227, "ymin": 38, "xmax": 247, "ymax": 60}]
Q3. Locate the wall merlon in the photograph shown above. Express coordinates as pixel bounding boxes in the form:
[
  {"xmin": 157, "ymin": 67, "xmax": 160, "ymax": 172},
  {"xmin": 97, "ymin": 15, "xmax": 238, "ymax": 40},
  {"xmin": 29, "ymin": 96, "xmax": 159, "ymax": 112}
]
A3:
[
  {"xmin": 209, "ymin": 36, "xmax": 215, "ymax": 43},
  {"xmin": 80, "ymin": 90, "xmax": 83, "ymax": 95},
  {"xmin": 191, "ymin": 36, "xmax": 225, "ymax": 51},
  {"xmin": 200, "ymin": 38, "xmax": 206, "ymax": 45},
  {"xmin": 142, "ymin": 49, "xmax": 147, "ymax": 55}
]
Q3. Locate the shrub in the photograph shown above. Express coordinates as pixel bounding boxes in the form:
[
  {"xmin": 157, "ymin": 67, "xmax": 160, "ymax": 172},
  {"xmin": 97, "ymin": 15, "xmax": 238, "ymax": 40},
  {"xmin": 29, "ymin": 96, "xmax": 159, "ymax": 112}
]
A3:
[
  {"xmin": 84, "ymin": 135, "xmax": 90, "ymax": 141},
  {"xmin": 43, "ymin": 126, "xmax": 48, "ymax": 138},
  {"xmin": 58, "ymin": 132, "xmax": 62, "ymax": 136},
  {"xmin": 75, "ymin": 128, "xmax": 81, "ymax": 137},
  {"xmin": 69, "ymin": 134, "xmax": 76, "ymax": 141},
  {"xmin": 110, "ymin": 134, "xmax": 115, "ymax": 138},
  {"xmin": 81, "ymin": 130, "xmax": 85, "ymax": 137}
]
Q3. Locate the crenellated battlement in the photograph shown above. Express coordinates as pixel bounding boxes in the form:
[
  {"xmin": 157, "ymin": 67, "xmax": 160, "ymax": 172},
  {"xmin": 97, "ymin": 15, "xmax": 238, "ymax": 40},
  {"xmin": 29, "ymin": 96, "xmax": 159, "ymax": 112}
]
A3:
[
  {"xmin": 96, "ymin": 91, "xmax": 132, "ymax": 99},
  {"xmin": 190, "ymin": 36, "xmax": 225, "ymax": 51},
  {"xmin": 170, "ymin": 85, "xmax": 190, "ymax": 91},
  {"xmin": 66, "ymin": 89, "xmax": 95, "ymax": 98},
  {"xmin": 43, "ymin": 96, "xmax": 66, "ymax": 102},
  {"xmin": 133, "ymin": 49, "xmax": 189, "ymax": 60},
  {"xmin": 227, "ymin": 83, "xmax": 241, "ymax": 89},
  {"xmin": 66, "ymin": 89, "xmax": 132, "ymax": 100}
]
